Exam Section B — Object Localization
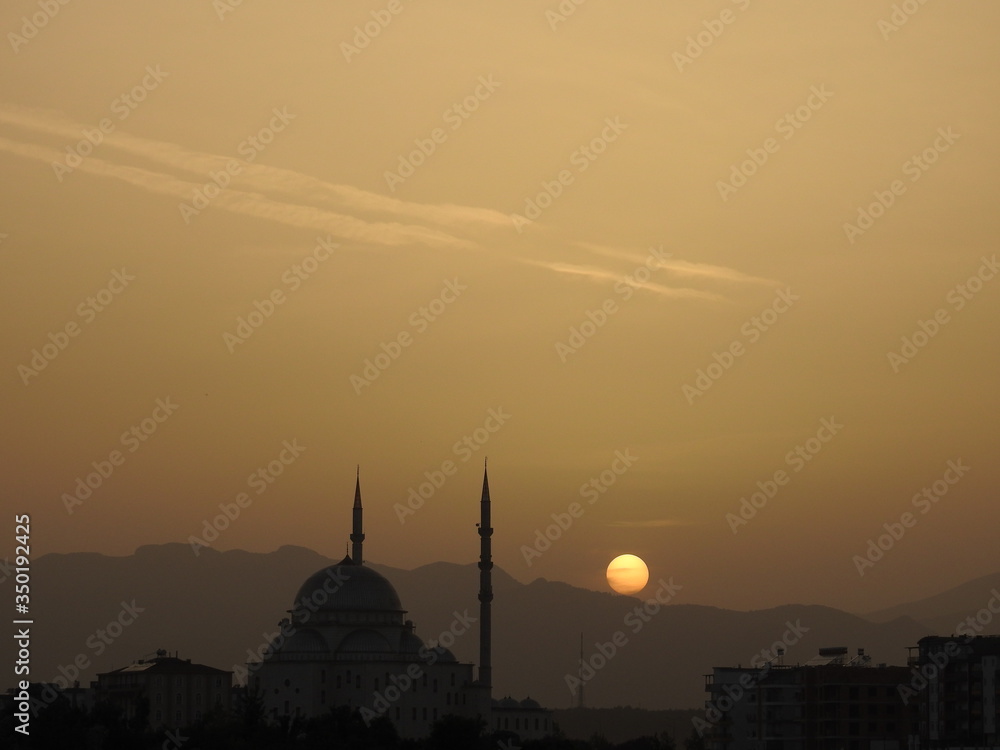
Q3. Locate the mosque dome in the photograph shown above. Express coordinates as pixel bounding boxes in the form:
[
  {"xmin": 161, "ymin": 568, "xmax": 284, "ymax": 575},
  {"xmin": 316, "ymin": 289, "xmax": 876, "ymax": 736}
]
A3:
[{"xmin": 294, "ymin": 556, "xmax": 403, "ymax": 615}]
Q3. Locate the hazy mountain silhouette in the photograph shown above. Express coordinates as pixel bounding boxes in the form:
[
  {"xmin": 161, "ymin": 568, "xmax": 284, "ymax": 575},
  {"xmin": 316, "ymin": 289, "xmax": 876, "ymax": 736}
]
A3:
[
  {"xmin": 7, "ymin": 545, "xmax": 989, "ymax": 709},
  {"xmin": 862, "ymin": 571, "xmax": 1000, "ymax": 634}
]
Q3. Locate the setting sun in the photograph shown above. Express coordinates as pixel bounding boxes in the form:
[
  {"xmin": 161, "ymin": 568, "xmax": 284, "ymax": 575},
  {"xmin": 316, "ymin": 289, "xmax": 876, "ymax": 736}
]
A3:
[{"xmin": 606, "ymin": 554, "xmax": 649, "ymax": 595}]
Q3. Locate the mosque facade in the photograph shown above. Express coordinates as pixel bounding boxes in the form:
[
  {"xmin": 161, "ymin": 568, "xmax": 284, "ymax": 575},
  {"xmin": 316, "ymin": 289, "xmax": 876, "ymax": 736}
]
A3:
[{"xmin": 250, "ymin": 467, "xmax": 551, "ymax": 740}]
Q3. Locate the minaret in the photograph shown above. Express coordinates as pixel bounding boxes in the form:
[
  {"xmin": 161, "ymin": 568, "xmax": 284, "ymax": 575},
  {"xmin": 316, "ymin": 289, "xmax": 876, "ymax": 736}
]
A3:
[
  {"xmin": 350, "ymin": 467, "xmax": 364, "ymax": 565},
  {"xmin": 478, "ymin": 461, "xmax": 493, "ymax": 690}
]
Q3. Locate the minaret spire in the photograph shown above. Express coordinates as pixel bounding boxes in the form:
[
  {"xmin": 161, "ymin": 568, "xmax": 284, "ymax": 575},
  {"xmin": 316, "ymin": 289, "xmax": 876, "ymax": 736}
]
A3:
[
  {"xmin": 351, "ymin": 466, "xmax": 364, "ymax": 565},
  {"xmin": 478, "ymin": 459, "xmax": 493, "ymax": 691}
]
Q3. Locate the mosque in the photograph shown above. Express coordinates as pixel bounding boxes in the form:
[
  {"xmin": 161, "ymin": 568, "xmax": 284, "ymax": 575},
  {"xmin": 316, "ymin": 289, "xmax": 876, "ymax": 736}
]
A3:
[{"xmin": 249, "ymin": 466, "xmax": 552, "ymax": 740}]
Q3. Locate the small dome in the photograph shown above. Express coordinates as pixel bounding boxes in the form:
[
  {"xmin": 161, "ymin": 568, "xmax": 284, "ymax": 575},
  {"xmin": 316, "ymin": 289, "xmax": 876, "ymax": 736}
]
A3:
[
  {"xmin": 398, "ymin": 632, "xmax": 456, "ymax": 662},
  {"xmin": 281, "ymin": 628, "xmax": 327, "ymax": 654},
  {"xmin": 294, "ymin": 562, "xmax": 403, "ymax": 614},
  {"xmin": 400, "ymin": 631, "xmax": 425, "ymax": 654},
  {"xmin": 520, "ymin": 697, "xmax": 541, "ymax": 709}
]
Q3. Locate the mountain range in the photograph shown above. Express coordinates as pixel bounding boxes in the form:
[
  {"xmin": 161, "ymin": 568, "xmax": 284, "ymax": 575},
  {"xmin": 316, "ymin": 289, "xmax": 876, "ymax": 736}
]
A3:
[{"xmin": 5, "ymin": 544, "xmax": 998, "ymax": 710}]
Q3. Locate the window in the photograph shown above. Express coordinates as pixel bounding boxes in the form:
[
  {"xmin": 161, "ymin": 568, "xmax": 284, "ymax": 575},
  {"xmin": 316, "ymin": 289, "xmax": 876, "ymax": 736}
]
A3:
[
  {"xmin": 321, "ymin": 670, "xmax": 326, "ymax": 684},
  {"xmin": 451, "ymin": 673, "xmax": 456, "ymax": 688},
  {"xmin": 355, "ymin": 675, "xmax": 360, "ymax": 689},
  {"xmin": 196, "ymin": 693, "xmax": 202, "ymax": 705},
  {"xmin": 176, "ymin": 693, "xmax": 183, "ymax": 704},
  {"xmin": 155, "ymin": 710, "xmax": 162, "ymax": 721}
]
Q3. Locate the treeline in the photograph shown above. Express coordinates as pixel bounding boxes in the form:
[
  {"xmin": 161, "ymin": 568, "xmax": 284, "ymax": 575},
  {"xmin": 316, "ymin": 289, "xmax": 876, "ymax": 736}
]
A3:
[{"xmin": 2, "ymin": 691, "xmax": 707, "ymax": 750}]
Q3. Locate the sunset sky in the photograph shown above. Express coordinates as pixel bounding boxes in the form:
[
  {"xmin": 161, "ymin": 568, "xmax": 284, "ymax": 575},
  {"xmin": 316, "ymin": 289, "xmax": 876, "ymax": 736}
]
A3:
[{"xmin": 3, "ymin": 0, "xmax": 998, "ymax": 615}]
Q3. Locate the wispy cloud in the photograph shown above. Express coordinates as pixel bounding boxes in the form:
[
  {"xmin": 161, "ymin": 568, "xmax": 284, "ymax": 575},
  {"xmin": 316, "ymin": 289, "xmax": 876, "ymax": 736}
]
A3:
[
  {"xmin": 0, "ymin": 134, "xmax": 477, "ymax": 251},
  {"xmin": 0, "ymin": 103, "xmax": 773, "ymax": 302},
  {"xmin": 520, "ymin": 257, "xmax": 725, "ymax": 301},
  {"xmin": 576, "ymin": 242, "xmax": 780, "ymax": 287},
  {"xmin": 0, "ymin": 104, "xmax": 501, "ymax": 249}
]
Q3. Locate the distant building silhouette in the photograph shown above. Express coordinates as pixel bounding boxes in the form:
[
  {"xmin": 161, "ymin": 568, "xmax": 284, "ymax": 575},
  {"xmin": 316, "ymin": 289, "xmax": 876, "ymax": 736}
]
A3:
[
  {"xmin": 95, "ymin": 649, "xmax": 232, "ymax": 729},
  {"xmin": 249, "ymin": 467, "xmax": 551, "ymax": 740},
  {"xmin": 701, "ymin": 646, "xmax": 917, "ymax": 749},
  {"xmin": 908, "ymin": 635, "xmax": 1000, "ymax": 748}
]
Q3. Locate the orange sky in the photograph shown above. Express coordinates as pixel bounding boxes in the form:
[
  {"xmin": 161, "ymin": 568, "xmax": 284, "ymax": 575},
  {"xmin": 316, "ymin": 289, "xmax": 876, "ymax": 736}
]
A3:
[{"xmin": 2, "ymin": 0, "xmax": 998, "ymax": 615}]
